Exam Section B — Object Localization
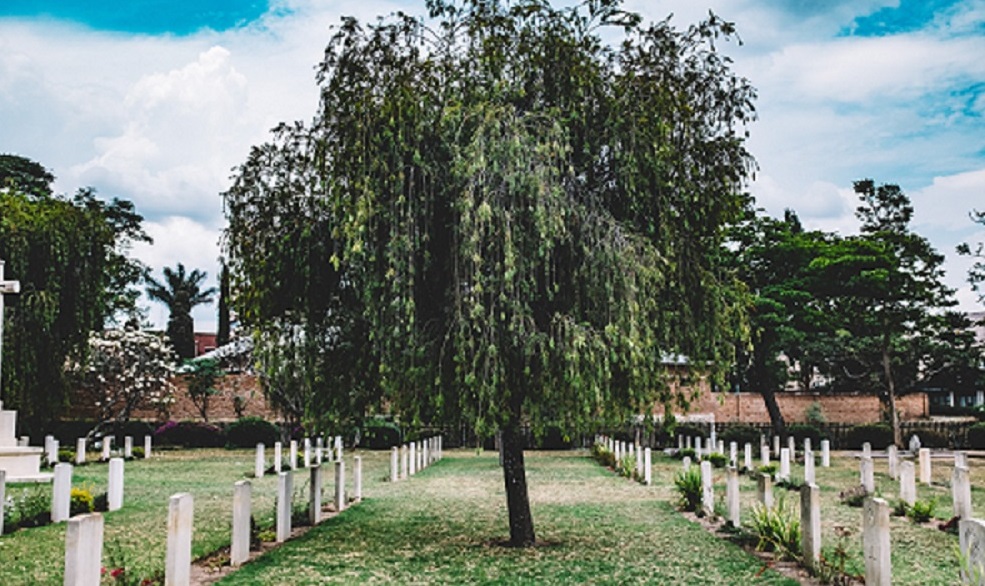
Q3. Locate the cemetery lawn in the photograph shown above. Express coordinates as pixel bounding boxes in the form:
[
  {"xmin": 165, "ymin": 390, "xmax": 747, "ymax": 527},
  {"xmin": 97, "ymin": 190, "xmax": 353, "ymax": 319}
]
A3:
[{"xmin": 218, "ymin": 450, "xmax": 798, "ymax": 585}]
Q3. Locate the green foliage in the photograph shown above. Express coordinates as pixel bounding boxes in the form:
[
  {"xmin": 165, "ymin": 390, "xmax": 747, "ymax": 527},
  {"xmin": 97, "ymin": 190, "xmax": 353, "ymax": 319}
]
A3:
[
  {"xmin": 146, "ymin": 263, "xmax": 216, "ymax": 361},
  {"xmin": 361, "ymin": 418, "xmax": 402, "ymax": 450},
  {"xmin": 58, "ymin": 449, "xmax": 74, "ymax": 463},
  {"xmin": 675, "ymin": 424, "xmax": 709, "ymax": 440},
  {"xmin": 674, "ymin": 467, "xmax": 703, "ymax": 512},
  {"xmin": 0, "ymin": 160, "xmax": 149, "ymax": 430},
  {"xmin": 787, "ymin": 424, "xmax": 823, "ymax": 447},
  {"xmin": 183, "ymin": 358, "xmax": 224, "ymax": 422},
  {"xmin": 70, "ymin": 486, "xmax": 95, "ymax": 516},
  {"xmin": 154, "ymin": 421, "xmax": 225, "ymax": 448},
  {"xmin": 617, "ymin": 455, "xmax": 636, "ymax": 478},
  {"xmin": 226, "ymin": 416, "xmax": 281, "ymax": 449},
  {"xmin": 719, "ymin": 425, "xmax": 761, "ymax": 447},
  {"xmin": 908, "ymin": 498, "xmax": 936, "ymax": 523},
  {"xmin": 838, "ymin": 485, "xmax": 868, "ymax": 508},
  {"xmin": 131, "ymin": 447, "xmax": 145, "ymax": 459},
  {"xmin": 2, "ymin": 485, "xmax": 51, "ymax": 532},
  {"xmin": 844, "ymin": 424, "xmax": 893, "ymax": 450},
  {"xmin": 967, "ymin": 423, "xmax": 985, "ymax": 449},
  {"xmin": 757, "ymin": 463, "xmax": 778, "ymax": 479},
  {"xmin": 675, "ymin": 448, "xmax": 697, "ymax": 461},
  {"xmin": 591, "ymin": 442, "xmax": 616, "ymax": 469},
  {"xmin": 747, "ymin": 498, "xmax": 801, "ymax": 560},
  {"xmin": 805, "ymin": 402, "xmax": 826, "ymax": 426},
  {"xmin": 705, "ymin": 452, "xmax": 728, "ymax": 468}
]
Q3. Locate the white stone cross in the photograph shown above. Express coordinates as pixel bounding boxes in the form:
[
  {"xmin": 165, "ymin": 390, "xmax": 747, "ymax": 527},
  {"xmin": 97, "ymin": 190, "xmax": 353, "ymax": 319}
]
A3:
[{"xmin": 0, "ymin": 260, "xmax": 21, "ymax": 393}]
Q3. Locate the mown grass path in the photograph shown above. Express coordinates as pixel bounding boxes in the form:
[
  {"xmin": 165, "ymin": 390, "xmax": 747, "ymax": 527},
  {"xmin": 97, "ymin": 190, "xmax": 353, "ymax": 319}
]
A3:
[{"xmin": 218, "ymin": 450, "xmax": 797, "ymax": 585}]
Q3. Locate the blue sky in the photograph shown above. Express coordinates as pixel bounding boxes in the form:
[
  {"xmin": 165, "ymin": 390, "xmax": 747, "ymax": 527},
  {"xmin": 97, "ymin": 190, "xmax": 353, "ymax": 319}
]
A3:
[{"xmin": 1, "ymin": 0, "xmax": 984, "ymax": 330}]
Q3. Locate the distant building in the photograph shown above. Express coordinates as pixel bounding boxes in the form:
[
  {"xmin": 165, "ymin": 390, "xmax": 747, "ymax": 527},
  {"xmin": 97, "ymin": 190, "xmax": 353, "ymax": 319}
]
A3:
[{"xmin": 193, "ymin": 332, "xmax": 217, "ymax": 357}]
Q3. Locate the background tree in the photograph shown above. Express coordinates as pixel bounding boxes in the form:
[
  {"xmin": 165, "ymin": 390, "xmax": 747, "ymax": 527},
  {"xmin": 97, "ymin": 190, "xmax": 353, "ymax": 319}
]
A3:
[
  {"xmin": 0, "ymin": 155, "xmax": 149, "ymax": 431},
  {"xmin": 958, "ymin": 209, "xmax": 985, "ymax": 305},
  {"xmin": 183, "ymin": 357, "xmax": 223, "ymax": 422},
  {"xmin": 146, "ymin": 263, "xmax": 216, "ymax": 360},
  {"xmin": 223, "ymin": 0, "xmax": 755, "ymax": 546},
  {"xmin": 216, "ymin": 263, "xmax": 231, "ymax": 347},
  {"xmin": 67, "ymin": 324, "xmax": 175, "ymax": 437}
]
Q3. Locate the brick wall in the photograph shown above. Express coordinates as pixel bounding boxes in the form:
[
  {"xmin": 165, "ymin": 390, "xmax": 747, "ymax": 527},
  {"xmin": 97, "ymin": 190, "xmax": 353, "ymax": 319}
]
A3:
[{"xmin": 684, "ymin": 388, "xmax": 928, "ymax": 424}]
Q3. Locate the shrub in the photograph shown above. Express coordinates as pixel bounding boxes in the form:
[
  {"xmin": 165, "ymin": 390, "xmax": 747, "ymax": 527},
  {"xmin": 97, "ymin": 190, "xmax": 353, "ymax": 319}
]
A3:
[
  {"xmin": 617, "ymin": 454, "xmax": 636, "ymax": 478},
  {"xmin": 968, "ymin": 423, "xmax": 985, "ymax": 449},
  {"xmin": 361, "ymin": 418, "xmax": 402, "ymax": 450},
  {"xmin": 908, "ymin": 498, "xmax": 936, "ymax": 523},
  {"xmin": 757, "ymin": 463, "xmax": 778, "ymax": 479},
  {"xmin": 70, "ymin": 487, "xmax": 95, "ymax": 516},
  {"xmin": 674, "ymin": 423, "xmax": 708, "ymax": 440},
  {"xmin": 674, "ymin": 467, "xmax": 703, "ymax": 512},
  {"xmin": 805, "ymin": 401, "xmax": 826, "ymax": 426},
  {"xmin": 675, "ymin": 447, "xmax": 696, "ymax": 461},
  {"xmin": 747, "ymin": 497, "xmax": 801, "ymax": 560},
  {"xmin": 155, "ymin": 421, "xmax": 224, "ymax": 448},
  {"xmin": 226, "ymin": 417, "xmax": 280, "ymax": 449},
  {"xmin": 705, "ymin": 452, "xmax": 728, "ymax": 468},
  {"xmin": 720, "ymin": 424, "xmax": 761, "ymax": 447},
  {"xmin": 906, "ymin": 429, "xmax": 948, "ymax": 449},
  {"xmin": 786, "ymin": 424, "xmax": 823, "ymax": 447},
  {"xmin": 844, "ymin": 424, "xmax": 893, "ymax": 450},
  {"xmin": 58, "ymin": 449, "xmax": 75, "ymax": 463},
  {"xmin": 3, "ymin": 485, "xmax": 51, "ymax": 531},
  {"xmin": 130, "ymin": 447, "xmax": 145, "ymax": 459}
]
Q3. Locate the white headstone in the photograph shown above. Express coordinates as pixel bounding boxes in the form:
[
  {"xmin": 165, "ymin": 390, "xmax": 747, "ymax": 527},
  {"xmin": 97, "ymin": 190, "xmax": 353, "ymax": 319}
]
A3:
[
  {"xmin": 862, "ymin": 497, "xmax": 892, "ymax": 586},
  {"xmin": 144, "ymin": 435, "xmax": 152, "ymax": 459},
  {"xmin": 860, "ymin": 456, "xmax": 874, "ymax": 494},
  {"xmin": 787, "ymin": 436, "xmax": 796, "ymax": 461},
  {"xmin": 274, "ymin": 442, "xmax": 282, "ymax": 473},
  {"xmin": 231, "ymin": 481, "xmax": 251, "ymax": 567},
  {"xmin": 75, "ymin": 438, "xmax": 86, "ymax": 465},
  {"xmin": 644, "ymin": 447, "xmax": 652, "ymax": 485},
  {"xmin": 804, "ymin": 449, "xmax": 815, "ymax": 485},
  {"xmin": 409, "ymin": 442, "xmax": 417, "ymax": 475},
  {"xmin": 959, "ymin": 518, "xmax": 985, "ymax": 584},
  {"xmin": 779, "ymin": 448, "xmax": 791, "ymax": 482},
  {"xmin": 390, "ymin": 447, "xmax": 399, "ymax": 482},
  {"xmin": 309, "ymin": 464, "xmax": 323, "ymax": 525},
  {"xmin": 761, "ymin": 444, "xmax": 770, "ymax": 467},
  {"xmin": 354, "ymin": 455, "xmax": 363, "ymax": 502},
  {"xmin": 801, "ymin": 483, "xmax": 821, "ymax": 570},
  {"xmin": 45, "ymin": 435, "xmax": 56, "ymax": 465},
  {"xmin": 887, "ymin": 445, "xmax": 898, "ymax": 480},
  {"xmin": 919, "ymin": 448, "xmax": 931, "ymax": 485},
  {"xmin": 773, "ymin": 435, "xmax": 780, "ymax": 458},
  {"xmin": 744, "ymin": 443, "xmax": 753, "ymax": 471},
  {"xmin": 303, "ymin": 438, "xmax": 311, "ymax": 468},
  {"xmin": 289, "ymin": 440, "xmax": 298, "ymax": 470},
  {"xmin": 678, "ymin": 435, "xmax": 684, "ymax": 450},
  {"xmin": 108, "ymin": 458, "xmax": 124, "ymax": 512},
  {"xmin": 694, "ymin": 437, "xmax": 702, "ymax": 458},
  {"xmin": 729, "ymin": 441, "xmax": 738, "ymax": 467},
  {"xmin": 899, "ymin": 461, "xmax": 916, "ymax": 506},
  {"xmin": 635, "ymin": 446, "xmax": 643, "ymax": 476},
  {"xmin": 276, "ymin": 472, "xmax": 292, "ymax": 543},
  {"xmin": 682, "ymin": 456, "xmax": 692, "ymax": 472},
  {"xmin": 101, "ymin": 436, "xmax": 111, "ymax": 461},
  {"xmin": 862, "ymin": 442, "xmax": 871, "ymax": 458},
  {"xmin": 255, "ymin": 443, "xmax": 265, "ymax": 478},
  {"xmin": 165, "ymin": 493, "xmax": 194, "ymax": 586},
  {"xmin": 718, "ymin": 440, "xmax": 725, "ymax": 455},
  {"xmin": 953, "ymin": 465, "xmax": 973, "ymax": 520},
  {"xmin": 956, "ymin": 451, "xmax": 969, "ymax": 470},
  {"xmin": 335, "ymin": 460, "xmax": 346, "ymax": 513},
  {"xmin": 52, "ymin": 462, "xmax": 73, "ymax": 523},
  {"xmin": 401, "ymin": 444, "xmax": 409, "ymax": 479},
  {"xmin": 685, "ymin": 436, "xmax": 692, "ymax": 450},
  {"xmin": 726, "ymin": 467, "xmax": 740, "ymax": 527},
  {"xmin": 803, "ymin": 437, "xmax": 812, "ymax": 454},
  {"xmin": 700, "ymin": 460, "xmax": 714, "ymax": 516},
  {"xmin": 821, "ymin": 439, "xmax": 830, "ymax": 467},
  {"xmin": 124, "ymin": 436, "xmax": 132, "ymax": 459},
  {"xmin": 909, "ymin": 434, "xmax": 921, "ymax": 452},
  {"xmin": 64, "ymin": 513, "xmax": 104, "ymax": 586}
]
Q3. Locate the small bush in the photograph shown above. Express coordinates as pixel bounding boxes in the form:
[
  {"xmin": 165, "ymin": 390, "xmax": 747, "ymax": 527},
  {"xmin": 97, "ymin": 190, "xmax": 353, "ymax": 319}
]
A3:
[
  {"xmin": 967, "ymin": 423, "xmax": 985, "ymax": 449},
  {"xmin": 720, "ymin": 424, "xmax": 761, "ymax": 447},
  {"xmin": 675, "ymin": 423, "xmax": 708, "ymax": 440},
  {"xmin": 674, "ymin": 466, "xmax": 703, "ymax": 512},
  {"xmin": 58, "ymin": 449, "xmax": 75, "ymax": 463},
  {"xmin": 757, "ymin": 463, "xmax": 778, "ymax": 479},
  {"xmin": 94, "ymin": 492, "xmax": 109, "ymax": 512},
  {"xmin": 786, "ymin": 424, "xmax": 823, "ymax": 447},
  {"xmin": 844, "ymin": 424, "xmax": 893, "ymax": 450},
  {"xmin": 675, "ymin": 447, "xmax": 696, "ymax": 461},
  {"xmin": 705, "ymin": 452, "xmax": 728, "ymax": 468},
  {"xmin": 839, "ymin": 485, "xmax": 868, "ymax": 508},
  {"xmin": 3, "ymin": 485, "xmax": 51, "ymax": 532},
  {"xmin": 70, "ymin": 487, "xmax": 95, "ymax": 516},
  {"xmin": 892, "ymin": 499, "xmax": 908, "ymax": 517},
  {"xmin": 130, "ymin": 447, "xmax": 145, "ymax": 459},
  {"xmin": 155, "ymin": 421, "xmax": 225, "ymax": 448},
  {"xmin": 226, "ymin": 417, "xmax": 280, "ymax": 449},
  {"xmin": 617, "ymin": 454, "xmax": 635, "ymax": 478},
  {"xmin": 908, "ymin": 498, "xmax": 936, "ymax": 523},
  {"xmin": 747, "ymin": 497, "xmax": 801, "ymax": 560},
  {"xmin": 361, "ymin": 418, "xmax": 402, "ymax": 450},
  {"xmin": 906, "ymin": 429, "xmax": 948, "ymax": 449}
]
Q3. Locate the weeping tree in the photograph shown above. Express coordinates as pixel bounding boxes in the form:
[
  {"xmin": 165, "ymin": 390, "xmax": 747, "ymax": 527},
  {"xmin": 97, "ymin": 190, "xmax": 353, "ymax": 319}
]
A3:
[{"xmin": 223, "ymin": 0, "xmax": 755, "ymax": 546}]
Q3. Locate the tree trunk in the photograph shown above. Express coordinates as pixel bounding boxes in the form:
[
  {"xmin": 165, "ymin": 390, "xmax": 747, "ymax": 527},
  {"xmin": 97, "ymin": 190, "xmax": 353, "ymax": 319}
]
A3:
[
  {"xmin": 881, "ymin": 346, "xmax": 902, "ymax": 447},
  {"xmin": 501, "ymin": 422, "xmax": 535, "ymax": 547},
  {"xmin": 760, "ymin": 388, "xmax": 786, "ymax": 438}
]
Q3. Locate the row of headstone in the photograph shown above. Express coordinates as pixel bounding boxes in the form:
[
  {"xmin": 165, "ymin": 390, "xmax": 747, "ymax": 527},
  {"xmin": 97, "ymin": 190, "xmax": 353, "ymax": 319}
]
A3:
[
  {"xmin": 255, "ymin": 435, "xmax": 353, "ymax": 479},
  {"xmin": 390, "ymin": 436, "xmax": 443, "ymax": 482},
  {"xmin": 50, "ymin": 458, "xmax": 127, "ymax": 525},
  {"xmin": 595, "ymin": 435, "xmax": 653, "ymax": 485},
  {"xmin": 43, "ymin": 435, "xmax": 152, "ymax": 467}
]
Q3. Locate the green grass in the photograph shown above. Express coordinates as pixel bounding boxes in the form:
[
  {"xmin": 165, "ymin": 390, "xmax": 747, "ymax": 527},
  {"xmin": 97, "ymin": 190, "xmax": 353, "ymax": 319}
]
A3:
[{"xmin": 0, "ymin": 445, "xmax": 975, "ymax": 585}]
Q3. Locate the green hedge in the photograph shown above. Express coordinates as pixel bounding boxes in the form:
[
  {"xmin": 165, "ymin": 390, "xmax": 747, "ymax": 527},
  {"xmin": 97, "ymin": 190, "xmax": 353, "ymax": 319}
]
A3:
[
  {"xmin": 226, "ymin": 417, "xmax": 280, "ymax": 448},
  {"xmin": 843, "ymin": 424, "xmax": 893, "ymax": 449}
]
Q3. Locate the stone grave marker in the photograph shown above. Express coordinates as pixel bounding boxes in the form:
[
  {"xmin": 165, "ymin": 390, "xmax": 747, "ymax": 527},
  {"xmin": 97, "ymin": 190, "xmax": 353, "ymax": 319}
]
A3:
[
  {"xmin": 862, "ymin": 497, "xmax": 891, "ymax": 586},
  {"xmin": 726, "ymin": 467, "xmax": 740, "ymax": 526},
  {"xmin": 919, "ymin": 448, "xmax": 931, "ymax": 485},
  {"xmin": 860, "ymin": 456, "xmax": 875, "ymax": 494},
  {"xmin": 744, "ymin": 443, "xmax": 752, "ymax": 471},
  {"xmin": 76, "ymin": 438, "xmax": 86, "ymax": 465},
  {"xmin": 773, "ymin": 435, "xmax": 780, "ymax": 458},
  {"xmin": 801, "ymin": 483, "xmax": 821, "ymax": 570},
  {"xmin": 682, "ymin": 456, "xmax": 692, "ymax": 472},
  {"xmin": 959, "ymin": 518, "xmax": 985, "ymax": 584},
  {"xmin": 953, "ymin": 465, "xmax": 972, "ymax": 520},
  {"xmin": 401, "ymin": 444, "xmax": 409, "ymax": 479},
  {"xmin": 289, "ymin": 440, "xmax": 298, "ymax": 470},
  {"xmin": 887, "ymin": 445, "xmax": 898, "ymax": 480},
  {"xmin": 409, "ymin": 443, "xmax": 417, "ymax": 476},
  {"xmin": 108, "ymin": 458, "xmax": 124, "ymax": 511},
  {"xmin": 52, "ymin": 462, "xmax": 72, "ymax": 523},
  {"xmin": 787, "ymin": 436, "xmax": 796, "ymax": 461},
  {"xmin": 64, "ymin": 513, "xmax": 103, "ymax": 586},
  {"xmin": 644, "ymin": 448, "xmax": 652, "ymax": 485},
  {"xmin": 335, "ymin": 460, "xmax": 346, "ymax": 513},
  {"xmin": 144, "ymin": 435, "xmax": 152, "ymax": 459},
  {"xmin": 820, "ymin": 440, "xmax": 830, "ymax": 467},
  {"xmin": 803, "ymin": 437, "xmax": 811, "ymax": 455},
  {"xmin": 700, "ymin": 460, "xmax": 714, "ymax": 516},
  {"xmin": 779, "ymin": 448, "xmax": 791, "ymax": 482},
  {"xmin": 303, "ymin": 438, "xmax": 311, "ymax": 468},
  {"xmin": 354, "ymin": 456, "xmax": 363, "ymax": 501},
  {"xmin": 101, "ymin": 436, "xmax": 111, "ymax": 462},
  {"xmin": 124, "ymin": 436, "xmax": 132, "ymax": 459},
  {"xmin": 899, "ymin": 461, "xmax": 916, "ymax": 506},
  {"xmin": 310, "ymin": 464, "xmax": 323, "ymax": 525},
  {"xmin": 908, "ymin": 434, "xmax": 921, "ymax": 453},
  {"xmin": 255, "ymin": 443, "xmax": 265, "ymax": 478},
  {"xmin": 804, "ymin": 449, "xmax": 815, "ymax": 485},
  {"xmin": 390, "ymin": 447, "xmax": 399, "ymax": 482},
  {"xmin": 761, "ymin": 445, "xmax": 770, "ymax": 467},
  {"xmin": 862, "ymin": 442, "xmax": 871, "ymax": 459},
  {"xmin": 276, "ymin": 472, "xmax": 292, "ymax": 542},
  {"xmin": 231, "ymin": 481, "xmax": 251, "ymax": 567},
  {"xmin": 274, "ymin": 441, "xmax": 282, "ymax": 473},
  {"xmin": 729, "ymin": 441, "xmax": 738, "ymax": 467},
  {"xmin": 166, "ymin": 493, "xmax": 194, "ymax": 586},
  {"xmin": 956, "ymin": 451, "xmax": 968, "ymax": 469},
  {"xmin": 694, "ymin": 437, "xmax": 702, "ymax": 458},
  {"xmin": 757, "ymin": 474, "xmax": 773, "ymax": 509}
]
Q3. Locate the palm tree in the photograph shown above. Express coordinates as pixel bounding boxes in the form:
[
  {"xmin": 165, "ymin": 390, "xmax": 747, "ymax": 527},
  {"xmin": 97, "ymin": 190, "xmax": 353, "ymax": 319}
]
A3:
[{"xmin": 146, "ymin": 263, "xmax": 216, "ymax": 360}]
